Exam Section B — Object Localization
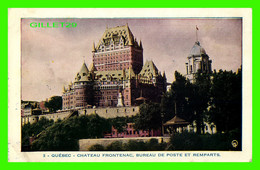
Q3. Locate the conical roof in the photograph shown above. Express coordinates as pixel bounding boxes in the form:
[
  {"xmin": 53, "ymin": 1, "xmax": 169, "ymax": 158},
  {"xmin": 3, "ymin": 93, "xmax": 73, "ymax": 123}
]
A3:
[
  {"xmin": 79, "ymin": 62, "xmax": 89, "ymax": 74},
  {"xmin": 189, "ymin": 41, "xmax": 206, "ymax": 57},
  {"xmin": 75, "ymin": 62, "xmax": 92, "ymax": 82}
]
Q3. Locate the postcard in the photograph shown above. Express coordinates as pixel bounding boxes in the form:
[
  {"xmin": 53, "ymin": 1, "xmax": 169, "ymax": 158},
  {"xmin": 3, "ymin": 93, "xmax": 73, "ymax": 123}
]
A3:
[{"xmin": 8, "ymin": 8, "xmax": 252, "ymax": 162}]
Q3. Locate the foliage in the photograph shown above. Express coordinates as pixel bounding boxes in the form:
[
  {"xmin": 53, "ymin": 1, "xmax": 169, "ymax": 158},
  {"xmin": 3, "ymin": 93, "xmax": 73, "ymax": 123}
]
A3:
[
  {"xmin": 45, "ymin": 96, "xmax": 62, "ymax": 112},
  {"xmin": 146, "ymin": 138, "xmax": 167, "ymax": 151},
  {"xmin": 31, "ymin": 114, "xmax": 110, "ymax": 151},
  {"xmin": 192, "ymin": 71, "xmax": 212, "ymax": 134},
  {"xmin": 161, "ymin": 68, "xmax": 242, "ymax": 135},
  {"xmin": 134, "ymin": 102, "xmax": 162, "ymax": 134},
  {"xmin": 169, "ymin": 131, "xmax": 241, "ymax": 151},
  {"xmin": 208, "ymin": 69, "xmax": 242, "ymax": 133},
  {"xmin": 89, "ymin": 138, "xmax": 167, "ymax": 151},
  {"xmin": 109, "ymin": 116, "xmax": 127, "ymax": 134},
  {"xmin": 161, "ymin": 71, "xmax": 194, "ymax": 123},
  {"xmin": 89, "ymin": 144, "xmax": 105, "ymax": 151},
  {"xmin": 106, "ymin": 141, "xmax": 124, "ymax": 151},
  {"xmin": 123, "ymin": 140, "xmax": 147, "ymax": 151},
  {"xmin": 22, "ymin": 117, "xmax": 54, "ymax": 150}
]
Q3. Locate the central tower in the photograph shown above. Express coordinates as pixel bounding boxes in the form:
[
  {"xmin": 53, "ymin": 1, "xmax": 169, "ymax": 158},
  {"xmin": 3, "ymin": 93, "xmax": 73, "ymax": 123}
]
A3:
[{"xmin": 92, "ymin": 24, "xmax": 143, "ymax": 74}]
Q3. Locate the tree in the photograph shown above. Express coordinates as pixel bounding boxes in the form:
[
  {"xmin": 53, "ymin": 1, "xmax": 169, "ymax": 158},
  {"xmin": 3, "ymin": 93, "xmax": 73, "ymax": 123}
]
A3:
[
  {"xmin": 31, "ymin": 114, "xmax": 110, "ymax": 151},
  {"xmin": 191, "ymin": 71, "xmax": 212, "ymax": 134},
  {"xmin": 134, "ymin": 102, "xmax": 162, "ymax": 135},
  {"xmin": 45, "ymin": 96, "xmax": 62, "ymax": 112},
  {"xmin": 22, "ymin": 117, "xmax": 54, "ymax": 151},
  {"xmin": 109, "ymin": 117, "xmax": 127, "ymax": 137},
  {"xmin": 161, "ymin": 71, "xmax": 194, "ymax": 123},
  {"xmin": 161, "ymin": 70, "xmax": 212, "ymax": 134},
  {"xmin": 208, "ymin": 69, "xmax": 242, "ymax": 133}
]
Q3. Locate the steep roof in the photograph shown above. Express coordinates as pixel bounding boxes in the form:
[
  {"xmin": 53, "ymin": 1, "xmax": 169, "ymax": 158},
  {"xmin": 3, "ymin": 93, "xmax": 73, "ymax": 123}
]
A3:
[
  {"xmin": 163, "ymin": 116, "xmax": 189, "ymax": 126},
  {"xmin": 95, "ymin": 24, "xmax": 135, "ymax": 49},
  {"xmin": 139, "ymin": 60, "xmax": 159, "ymax": 77},
  {"xmin": 95, "ymin": 68, "xmax": 135, "ymax": 81},
  {"xmin": 75, "ymin": 62, "xmax": 91, "ymax": 82},
  {"xmin": 79, "ymin": 62, "xmax": 89, "ymax": 74}
]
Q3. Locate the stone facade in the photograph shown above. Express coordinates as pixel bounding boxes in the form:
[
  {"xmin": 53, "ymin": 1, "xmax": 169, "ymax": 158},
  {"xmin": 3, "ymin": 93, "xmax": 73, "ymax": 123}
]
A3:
[
  {"xmin": 62, "ymin": 24, "xmax": 167, "ymax": 110},
  {"xmin": 78, "ymin": 106, "xmax": 139, "ymax": 119}
]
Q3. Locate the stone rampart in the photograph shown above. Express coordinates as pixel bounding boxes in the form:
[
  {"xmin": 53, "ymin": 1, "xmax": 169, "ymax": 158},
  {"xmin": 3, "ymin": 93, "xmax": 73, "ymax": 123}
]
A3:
[
  {"xmin": 78, "ymin": 106, "xmax": 139, "ymax": 119},
  {"xmin": 21, "ymin": 106, "xmax": 140, "ymax": 125},
  {"xmin": 79, "ymin": 137, "xmax": 171, "ymax": 151}
]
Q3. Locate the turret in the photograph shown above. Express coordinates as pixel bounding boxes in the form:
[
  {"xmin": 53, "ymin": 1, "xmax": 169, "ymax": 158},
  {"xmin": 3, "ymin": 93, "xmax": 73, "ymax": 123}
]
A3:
[
  {"xmin": 92, "ymin": 42, "xmax": 96, "ymax": 52},
  {"xmin": 139, "ymin": 40, "xmax": 143, "ymax": 49}
]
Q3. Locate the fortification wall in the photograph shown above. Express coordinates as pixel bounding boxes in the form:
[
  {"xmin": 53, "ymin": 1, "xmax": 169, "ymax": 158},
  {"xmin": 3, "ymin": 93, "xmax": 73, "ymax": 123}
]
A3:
[
  {"xmin": 21, "ymin": 106, "xmax": 140, "ymax": 125},
  {"xmin": 21, "ymin": 111, "xmax": 72, "ymax": 125},
  {"xmin": 79, "ymin": 137, "xmax": 171, "ymax": 151},
  {"xmin": 78, "ymin": 106, "xmax": 139, "ymax": 119},
  {"xmin": 38, "ymin": 111, "xmax": 72, "ymax": 122}
]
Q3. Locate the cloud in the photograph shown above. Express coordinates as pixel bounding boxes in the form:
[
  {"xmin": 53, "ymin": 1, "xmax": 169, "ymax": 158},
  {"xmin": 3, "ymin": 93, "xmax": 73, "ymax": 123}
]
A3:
[{"xmin": 21, "ymin": 18, "xmax": 242, "ymax": 101}]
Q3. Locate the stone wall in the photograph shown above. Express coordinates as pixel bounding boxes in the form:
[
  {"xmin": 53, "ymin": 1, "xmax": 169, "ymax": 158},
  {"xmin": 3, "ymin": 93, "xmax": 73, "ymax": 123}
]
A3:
[
  {"xmin": 79, "ymin": 137, "xmax": 171, "ymax": 151},
  {"xmin": 21, "ymin": 115, "xmax": 38, "ymax": 125},
  {"xmin": 78, "ymin": 106, "xmax": 139, "ymax": 119},
  {"xmin": 21, "ymin": 106, "xmax": 140, "ymax": 125},
  {"xmin": 21, "ymin": 111, "xmax": 72, "ymax": 125},
  {"xmin": 38, "ymin": 111, "xmax": 72, "ymax": 122}
]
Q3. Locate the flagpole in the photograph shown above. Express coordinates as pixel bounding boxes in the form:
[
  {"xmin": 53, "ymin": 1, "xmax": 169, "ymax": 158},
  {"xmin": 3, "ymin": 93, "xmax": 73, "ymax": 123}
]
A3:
[{"xmin": 196, "ymin": 25, "xmax": 199, "ymax": 42}]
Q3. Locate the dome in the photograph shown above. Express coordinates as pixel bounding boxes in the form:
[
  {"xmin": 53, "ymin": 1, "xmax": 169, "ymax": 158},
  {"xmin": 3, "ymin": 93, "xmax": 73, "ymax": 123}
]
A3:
[{"xmin": 189, "ymin": 41, "xmax": 206, "ymax": 57}]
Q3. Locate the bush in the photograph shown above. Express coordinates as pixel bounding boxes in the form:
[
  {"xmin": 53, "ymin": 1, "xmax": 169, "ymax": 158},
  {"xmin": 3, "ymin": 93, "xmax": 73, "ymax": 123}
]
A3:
[
  {"xmin": 106, "ymin": 141, "xmax": 124, "ymax": 151},
  {"xmin": 31, "ymin": 114, "xmax": 110, "ymax": 151},
  {"xmin": 123, "ymin": 140, "xmax": 147, "ymax": 151},
  {"xmin": 88, "ymin": 139, "xmax": 168, "ymax": 151},
  {"xmin": 169, "ymin": 132, "xmax": 241, "ymax": 151},
  {"xmin": 89, "ymin": 144, "xmax": 105, "ymax": 151},
  {"xmin": 146, "ymin": 138, "xmax": 167, "ymax": 151},
  {"xmin": 170, "ymin": 132, "xmax": 203, "ymax": 150}
]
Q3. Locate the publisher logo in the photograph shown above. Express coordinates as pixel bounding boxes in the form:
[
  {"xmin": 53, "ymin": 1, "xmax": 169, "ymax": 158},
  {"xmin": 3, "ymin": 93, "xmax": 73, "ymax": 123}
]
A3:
[
  {"xmin": 231, "ymin": 140, "xmax": 238, "ymax": 148},
  {"xmin": 30, "ymin": 22, "xmax": 77, "ymax": 28}
]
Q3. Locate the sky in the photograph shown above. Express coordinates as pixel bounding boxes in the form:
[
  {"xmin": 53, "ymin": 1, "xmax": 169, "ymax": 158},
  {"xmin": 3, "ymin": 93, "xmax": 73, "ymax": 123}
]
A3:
[{"xmin": 21, "ymin": 18, "xmax": 242, "ymax": 101}]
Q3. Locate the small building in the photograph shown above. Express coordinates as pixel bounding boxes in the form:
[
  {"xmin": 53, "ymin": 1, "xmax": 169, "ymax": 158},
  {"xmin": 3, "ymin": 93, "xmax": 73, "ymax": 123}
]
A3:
[
  {"xmin": 163, "ymin": 115, "xmax": 190, "ymax": 135},
  {"xmin": 106, "ymin": 123, "xmax": 161, "ymax": 138},
  {"xmin": 163, "ymin": 115, "xmax": 217, "ymax": 135}
]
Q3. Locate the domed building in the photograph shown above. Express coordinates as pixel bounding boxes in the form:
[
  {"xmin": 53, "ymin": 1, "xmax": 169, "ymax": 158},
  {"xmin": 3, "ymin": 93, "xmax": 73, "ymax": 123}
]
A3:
[{"xmin": 185, "ymin": 41, "xmax": 212, "ymax": 83}]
